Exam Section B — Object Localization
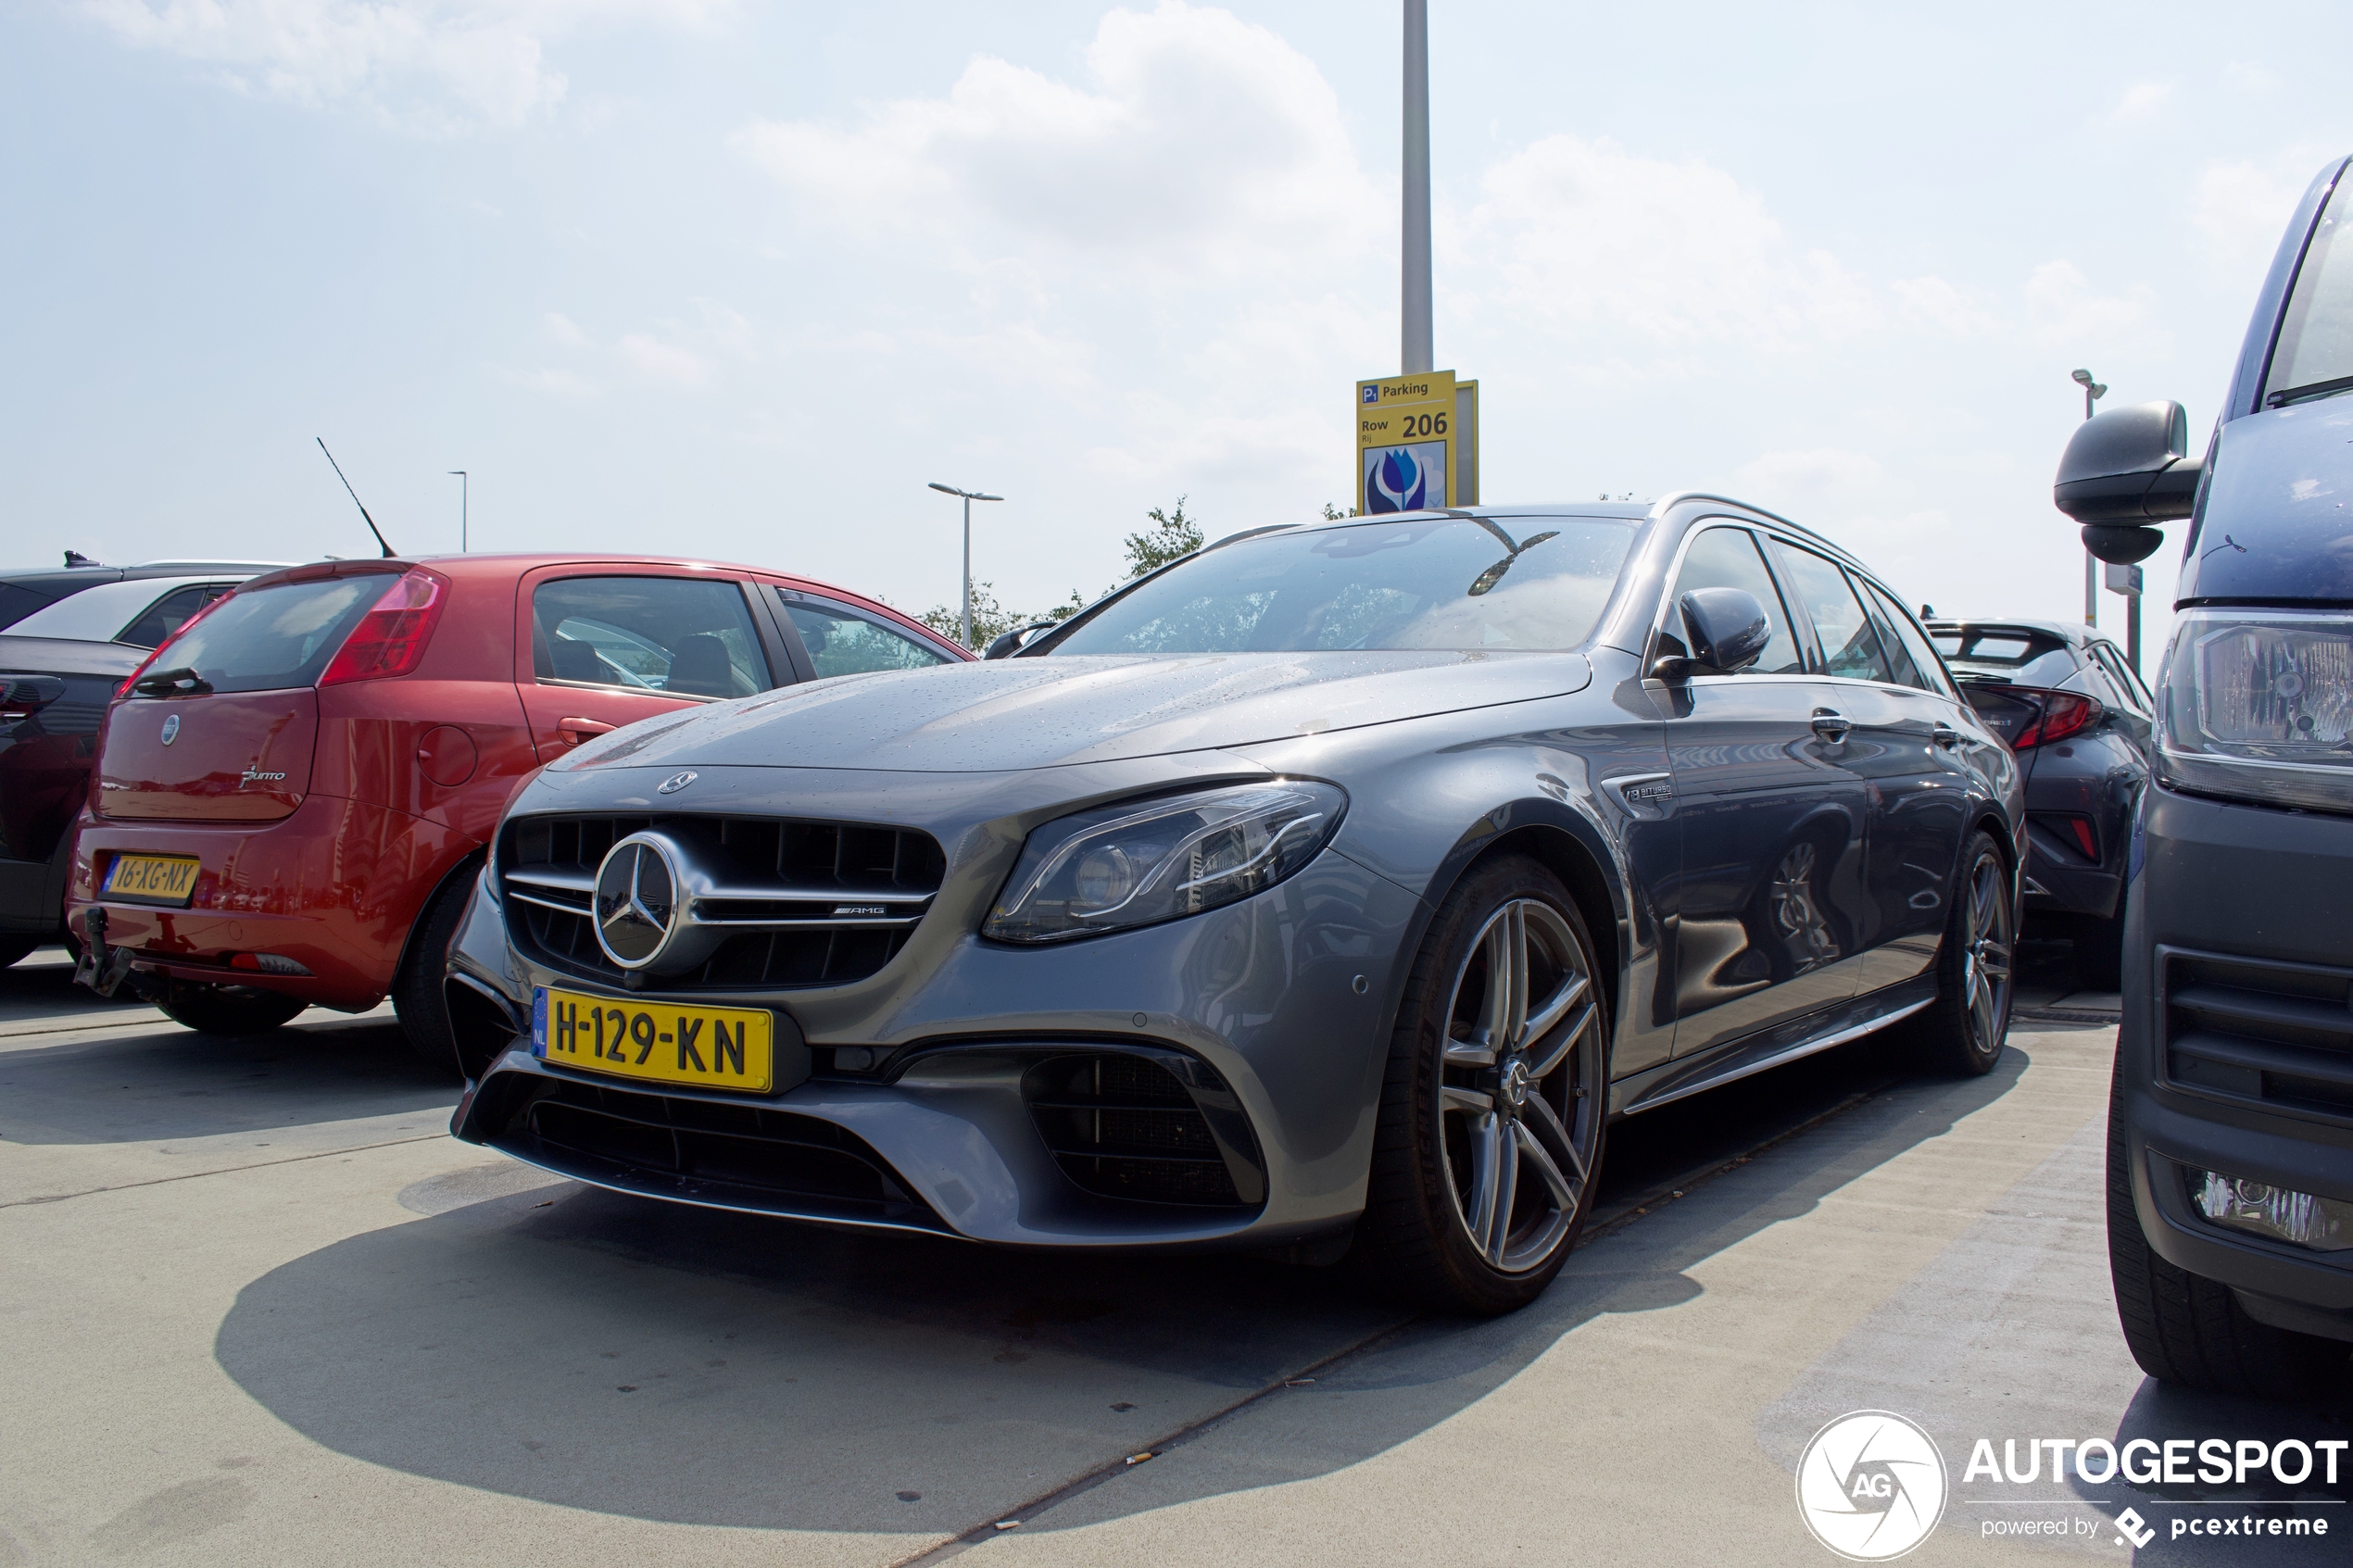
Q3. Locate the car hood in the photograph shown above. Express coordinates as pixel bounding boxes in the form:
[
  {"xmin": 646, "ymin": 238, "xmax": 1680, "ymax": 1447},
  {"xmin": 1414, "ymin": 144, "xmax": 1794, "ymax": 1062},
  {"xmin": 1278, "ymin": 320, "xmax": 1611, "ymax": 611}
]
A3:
[
  {"xmin": 2180, "ymin": 398, "xmax": 2353, "ymax": 601},
  {"xmin": 555, "ymin": 651, "xmax": 1593, "ymax": 775}
]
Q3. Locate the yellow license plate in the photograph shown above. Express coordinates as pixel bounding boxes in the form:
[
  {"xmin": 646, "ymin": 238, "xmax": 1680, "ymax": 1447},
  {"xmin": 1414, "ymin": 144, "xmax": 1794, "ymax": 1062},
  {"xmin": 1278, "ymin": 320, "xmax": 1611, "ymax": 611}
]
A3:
[
  {"xmin": 533, "ymin": 986, "xmax": 774, "ymax": 1092},
  {"xmin": 103, "ymin": 853, "xmax": 201, "ymax": 907}
]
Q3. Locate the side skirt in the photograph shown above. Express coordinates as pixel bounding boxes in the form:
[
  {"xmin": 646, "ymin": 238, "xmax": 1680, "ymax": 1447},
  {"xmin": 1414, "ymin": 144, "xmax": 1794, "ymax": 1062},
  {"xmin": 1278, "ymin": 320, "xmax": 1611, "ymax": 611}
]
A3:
[{"xmin": 1607, "ymin": 975, "xmax": 1938, "ymax": 1117}]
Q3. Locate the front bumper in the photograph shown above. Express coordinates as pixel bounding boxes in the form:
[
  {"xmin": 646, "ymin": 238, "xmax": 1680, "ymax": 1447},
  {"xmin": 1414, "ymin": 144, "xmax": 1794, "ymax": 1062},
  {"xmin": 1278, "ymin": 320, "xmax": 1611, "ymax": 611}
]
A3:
[
  {"xmin": 449, "ymin": 806, "xmax": 1424, "ymax": 1249},
  {"xmin": 64, "ymin": 794, "xmax": 476, "ymax": 1009},
  {"xmin": 2116, "ymin": 782, "xmax": 2353, "ymax": 1340}
]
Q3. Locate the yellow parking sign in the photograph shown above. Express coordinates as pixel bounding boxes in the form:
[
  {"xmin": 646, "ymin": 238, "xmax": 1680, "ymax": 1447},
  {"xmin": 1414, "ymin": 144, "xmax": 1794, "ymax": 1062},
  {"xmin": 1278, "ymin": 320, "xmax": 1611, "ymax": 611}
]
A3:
[{"xmin": 1356, "ymin": 371, "xmax": 1478, "ymax": 514}]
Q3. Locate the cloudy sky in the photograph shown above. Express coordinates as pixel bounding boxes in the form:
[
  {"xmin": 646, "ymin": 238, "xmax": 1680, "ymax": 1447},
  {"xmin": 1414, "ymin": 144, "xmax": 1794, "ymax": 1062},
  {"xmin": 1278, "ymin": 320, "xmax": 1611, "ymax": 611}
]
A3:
[{"xmin": 6, "ymin": 1, "xmax": 2350, "ymax": 652}]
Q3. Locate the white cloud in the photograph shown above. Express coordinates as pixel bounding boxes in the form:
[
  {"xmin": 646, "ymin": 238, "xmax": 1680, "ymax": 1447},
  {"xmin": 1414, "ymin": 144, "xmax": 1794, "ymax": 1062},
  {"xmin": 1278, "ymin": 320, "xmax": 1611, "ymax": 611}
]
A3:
[
  {"xmin": 77, "ymin": 0, "xmax": 723, "ymax": 130},
  {"xmin": 2022, "ymin": 259, "xmax": 2160, "ymax": 347},
  {"xmin": 2110, "ymin": 82, "xmax": 2173, "ymax": 123},
  {"xmin": 541, "ymin": 311, "xmax": 587, "ymax": 346},
  {"xmin": 2190, "ymin": 150, "xmax": 2327, "ymax": 276},
  {"xmin": 618, "ymin": 332, "xmax": 712, "ymax": 387},
  {"xmin": 731, "ymin": 1, "xmax": 1379, "ymax": 282},
  {"xmin": 1735, "ymin": 447, "xmax": 1884, "ymax": 508},
  {"xmin": 1460, "ymin": 135, "xmax": 1879, "ymax": 351},
  {"xmin": 1891, "ymin": 274, "xmax": 2002, "ymax": 338}
]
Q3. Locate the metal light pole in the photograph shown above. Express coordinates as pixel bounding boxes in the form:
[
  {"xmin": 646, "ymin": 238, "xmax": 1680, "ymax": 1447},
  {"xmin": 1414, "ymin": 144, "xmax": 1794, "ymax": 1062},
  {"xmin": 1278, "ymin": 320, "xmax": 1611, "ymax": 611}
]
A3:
[
  {"xmin": 2070, "ymin": 370, "xmax": 2106, "ymax": 626},
  {"xmin": 447, "ymin": 470, "xmax": 468, "ymax": 552},
  {"xmin": 1402, "ymin": 0, "xmax": 1432, "ymax": 375},
  {"xmin": 928, "ymin": 482, "xmax": 1002, "ymax": 648}
]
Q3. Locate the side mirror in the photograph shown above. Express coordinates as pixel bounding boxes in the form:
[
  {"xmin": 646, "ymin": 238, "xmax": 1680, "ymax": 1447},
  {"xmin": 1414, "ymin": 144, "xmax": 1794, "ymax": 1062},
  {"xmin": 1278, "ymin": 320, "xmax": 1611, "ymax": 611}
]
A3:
[
  {"xmin": 2055, "ymin": 401, "xmax": 2201, "ymax": 561},
  {"xmin": 982, "ymin": 620, "xmax": 1058, "ymax": 659},
  {"xmin": 1679, "ymin": 587, "xmax": 1770, "ymax": 674}
]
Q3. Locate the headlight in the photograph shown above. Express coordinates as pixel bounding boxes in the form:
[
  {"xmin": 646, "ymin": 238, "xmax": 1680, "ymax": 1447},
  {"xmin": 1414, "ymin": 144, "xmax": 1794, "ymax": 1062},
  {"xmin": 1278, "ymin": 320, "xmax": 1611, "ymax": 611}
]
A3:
[
  {"xmin": 984, "ymin": 781, "xmax": 1346, "ymax": 944},
  {"xmin": 2158, "ymin": 611, "xmax": 2353, "ymax": 813}
]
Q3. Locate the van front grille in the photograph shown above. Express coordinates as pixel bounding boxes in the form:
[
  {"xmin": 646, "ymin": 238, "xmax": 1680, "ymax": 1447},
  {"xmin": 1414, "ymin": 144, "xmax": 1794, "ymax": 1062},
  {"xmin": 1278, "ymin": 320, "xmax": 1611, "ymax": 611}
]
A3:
[{"xmin": 2161, "ymin": 946, "xmax": 2353, "ymax": 1123}]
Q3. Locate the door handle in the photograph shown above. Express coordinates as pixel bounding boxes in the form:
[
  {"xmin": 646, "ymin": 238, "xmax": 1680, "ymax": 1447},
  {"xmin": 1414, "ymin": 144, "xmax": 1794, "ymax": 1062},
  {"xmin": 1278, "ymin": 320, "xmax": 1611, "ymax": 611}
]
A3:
[
  {"xmin": 557, "ymin": 717, "xmax": 617, "ymax": 744},
  {"xmin": 1931, "ymin": 722, "xmax": 1965, "ymax": 749},
  {"xmin": 1809, "ymin": 709, "xmax": 1852, "ymax": 740}
]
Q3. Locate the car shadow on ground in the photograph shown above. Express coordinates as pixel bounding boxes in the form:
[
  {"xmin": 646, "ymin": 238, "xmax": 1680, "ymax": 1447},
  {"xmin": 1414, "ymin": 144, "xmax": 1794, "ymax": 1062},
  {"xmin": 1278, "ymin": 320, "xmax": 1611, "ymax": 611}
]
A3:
[
  {"xmin": 0, "ymin": 1013, "xmax": 458, "ymax": 1146},
  {"xmin": 208, "ymin": 1045, "xmax": 2031, "ymax": 1538}
]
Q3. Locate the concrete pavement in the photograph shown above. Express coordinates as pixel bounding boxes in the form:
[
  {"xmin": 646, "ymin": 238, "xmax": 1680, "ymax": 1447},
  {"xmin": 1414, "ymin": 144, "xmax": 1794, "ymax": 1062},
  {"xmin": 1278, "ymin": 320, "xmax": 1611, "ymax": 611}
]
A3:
[{"xmin": 2, "ymin": 946, "xmax": 2343, "ymax": 1567}]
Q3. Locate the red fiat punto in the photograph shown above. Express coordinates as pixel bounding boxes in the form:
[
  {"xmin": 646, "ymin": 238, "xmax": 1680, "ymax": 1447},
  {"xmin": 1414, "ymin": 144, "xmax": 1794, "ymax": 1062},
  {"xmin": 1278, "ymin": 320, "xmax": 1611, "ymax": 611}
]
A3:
[{"xmin": 67, "ymin": 553, "xmax": 968, "ymax": 1073}]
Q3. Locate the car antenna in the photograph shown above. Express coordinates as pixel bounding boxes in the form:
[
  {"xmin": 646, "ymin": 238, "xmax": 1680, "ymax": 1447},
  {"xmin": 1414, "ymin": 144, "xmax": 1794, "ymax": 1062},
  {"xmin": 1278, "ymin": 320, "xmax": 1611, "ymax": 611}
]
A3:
[{"xmin": 315, "ymin": 438, "xmax": 397, "ymax": 558}]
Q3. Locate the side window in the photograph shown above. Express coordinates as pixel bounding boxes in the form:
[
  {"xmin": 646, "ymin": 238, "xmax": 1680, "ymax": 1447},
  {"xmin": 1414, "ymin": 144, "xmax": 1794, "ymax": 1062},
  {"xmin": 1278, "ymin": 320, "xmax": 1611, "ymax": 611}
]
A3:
[
  {"xmin": 2091, "ymin": 644, "xmax": 2150, "ymax": 714},
  {"xmin": 532, "ymin": 576, "xmax": 770, "ymax": 699},
  {"xmin": 1778, "ymin": 547, "xmax": 1894, "ymax": 683},
  {"xmin": 780, "ymin": 593, "xmax": 951, "ymax": 678},
  {"xmin": 1858, "ymin": 579, "xmax": 1952, "ymax": 696},
  {"xmin": 1662, "ymin": 526, "xmax": 1804, "ymax": 674},
  {"xmin": 117, "ymin": 583, "xmax": 232, "ymax": 649}
]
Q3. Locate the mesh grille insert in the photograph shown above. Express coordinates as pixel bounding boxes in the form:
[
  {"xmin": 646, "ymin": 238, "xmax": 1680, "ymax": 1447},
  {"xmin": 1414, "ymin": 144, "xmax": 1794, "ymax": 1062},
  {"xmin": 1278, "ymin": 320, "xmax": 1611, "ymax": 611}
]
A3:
[{"xmin": 1024, "ymin": 1051, "xmax": 1254, "ymax": 1208}]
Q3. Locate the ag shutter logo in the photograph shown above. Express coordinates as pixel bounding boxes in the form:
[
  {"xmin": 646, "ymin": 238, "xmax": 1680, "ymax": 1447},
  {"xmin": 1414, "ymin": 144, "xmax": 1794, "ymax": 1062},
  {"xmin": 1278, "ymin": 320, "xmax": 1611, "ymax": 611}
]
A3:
[{"xmin": 1796, "ymin": 1411, "xmax": 1949, "ymax": 1562}]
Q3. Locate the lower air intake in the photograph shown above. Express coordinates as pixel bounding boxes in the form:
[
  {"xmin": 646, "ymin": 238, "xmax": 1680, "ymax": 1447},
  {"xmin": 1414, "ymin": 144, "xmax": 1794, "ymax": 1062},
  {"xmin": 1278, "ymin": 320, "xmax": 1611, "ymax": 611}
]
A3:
[{"xmin": 1023, "ymin": 1049, "xmax": 1264, "ymax": 1209}]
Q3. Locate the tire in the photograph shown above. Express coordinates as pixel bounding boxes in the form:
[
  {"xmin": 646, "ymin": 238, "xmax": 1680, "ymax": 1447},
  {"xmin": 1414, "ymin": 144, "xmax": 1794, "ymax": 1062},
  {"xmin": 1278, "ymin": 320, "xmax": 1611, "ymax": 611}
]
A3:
[
  {"xmin": 1355, "ymin": 855, "xmax": 1609, "ymax": 1316},
  {"xmin": 393, "ymin": 864, "xmax": 479, "ymax": 1081},
  {"xmin": 1899, "ymin": 829, "xmax": 2015, "ymax": 1076},
  {"xmin": 2106, "ymin": 1074, "xmax": 2344, "ymax": 1399},
  {"xmin": 158, "ymin": 983, "xmax": 307, "ymax": 1035},
  {"xmin": 2073, "ymin": 908, "xmax": 2125, "ymax": 992},
  {"xmin": 0, "ymin": 935, "xmax": 40, "ymax": 970}
]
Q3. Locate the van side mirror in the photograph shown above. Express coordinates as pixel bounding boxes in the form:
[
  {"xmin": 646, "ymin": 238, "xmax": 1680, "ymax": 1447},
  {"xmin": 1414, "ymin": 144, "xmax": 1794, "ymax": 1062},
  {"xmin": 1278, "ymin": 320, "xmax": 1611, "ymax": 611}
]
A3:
[
  {"xmin": 2055, "ymin": 401, "xmax": 2201, "ymax": 562},
  {"xmin": 1679, "ymin": 587, "xmax": 1770, "ymax": 674}
]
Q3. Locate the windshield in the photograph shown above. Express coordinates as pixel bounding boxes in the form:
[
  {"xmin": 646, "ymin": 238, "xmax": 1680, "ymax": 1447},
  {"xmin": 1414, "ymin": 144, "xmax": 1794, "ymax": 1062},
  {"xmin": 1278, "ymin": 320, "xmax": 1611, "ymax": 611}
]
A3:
[
  {"xmin": 147, "ymin": 575, "xmax": 384, "ymax": 694},
  {"xmin": 2266, "ymin": 173, "xmax": 2353, "ymax": 406},
  {"xmin": 1048, "ymin": 516, "xmax": 1637, "ymax": 656}
]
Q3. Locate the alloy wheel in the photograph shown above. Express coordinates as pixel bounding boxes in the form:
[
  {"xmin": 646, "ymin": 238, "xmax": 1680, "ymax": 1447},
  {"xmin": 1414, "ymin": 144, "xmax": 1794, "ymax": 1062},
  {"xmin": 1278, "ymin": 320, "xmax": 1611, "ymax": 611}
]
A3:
[
  {"xmin": 1960, "ymin": 848, "xmax": 2014, "ymax": 1057},
  {"xmin": 1437, "ymin": 897, "xmax": 1604, "ymax": 1274}
]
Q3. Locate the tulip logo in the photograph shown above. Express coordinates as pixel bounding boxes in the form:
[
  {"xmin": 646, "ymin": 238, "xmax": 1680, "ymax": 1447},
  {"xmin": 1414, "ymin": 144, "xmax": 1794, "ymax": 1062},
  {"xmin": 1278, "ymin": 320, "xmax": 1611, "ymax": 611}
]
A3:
[
  {"xmin": 1795, "ymin": 1411, "xmax": 1948, "ymax": 1561},
  {"xmin": 1364, "ymin": 441, "xmax": 1445, "ymax": 514}
]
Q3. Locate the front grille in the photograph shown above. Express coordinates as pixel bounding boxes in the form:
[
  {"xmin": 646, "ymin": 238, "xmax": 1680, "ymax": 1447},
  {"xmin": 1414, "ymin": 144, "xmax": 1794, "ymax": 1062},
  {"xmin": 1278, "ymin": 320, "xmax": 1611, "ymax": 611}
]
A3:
[
  {"xmin": 2162, "ymin": 946, "xmax": 2353, "ymax": 1123},
  {"xmin": 1024, "ymin": 1050, "xmax": 1260, "ymax": 1208},
  {"xmin": 500, "ymin": 812, "xmax": 946, "ymax": 990},
  {"xmin": 499, "ymin": 1076, "xmax": 938, "ymax": 1224}
]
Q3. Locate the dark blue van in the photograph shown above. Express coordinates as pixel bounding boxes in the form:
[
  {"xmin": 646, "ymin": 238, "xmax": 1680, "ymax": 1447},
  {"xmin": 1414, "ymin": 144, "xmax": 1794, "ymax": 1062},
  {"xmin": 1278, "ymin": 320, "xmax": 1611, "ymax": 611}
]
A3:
[{"xmin": 2057, "ymin": 156, "xmax": 2353, "ymax": 1397}]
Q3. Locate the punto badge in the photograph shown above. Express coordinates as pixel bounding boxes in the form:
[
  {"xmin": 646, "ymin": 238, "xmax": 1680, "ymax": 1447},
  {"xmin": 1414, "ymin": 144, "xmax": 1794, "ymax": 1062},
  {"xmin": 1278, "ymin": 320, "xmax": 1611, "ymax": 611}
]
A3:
[
  {"xmin": 657, "ymin": 771, "xmax": 698, "ymax": 796},
  {"xmin": 159, "ymin": 714, "xmax": 181, "ymax": 746}
]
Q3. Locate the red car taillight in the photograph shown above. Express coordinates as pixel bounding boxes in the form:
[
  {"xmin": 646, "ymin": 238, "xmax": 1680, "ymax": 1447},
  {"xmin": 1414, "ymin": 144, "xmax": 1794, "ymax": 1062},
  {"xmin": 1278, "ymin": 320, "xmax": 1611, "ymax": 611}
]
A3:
[
  {"xmin": 2011, "ymin": 690, "xmax": 2100, "ymax": 749},
  {"xmin": 319, "ymin": 569, "xmax": 449, "ymax": 685},
  {"xmin": 113, "ymin": 590, "xmax": 235, "ymax": 700}
]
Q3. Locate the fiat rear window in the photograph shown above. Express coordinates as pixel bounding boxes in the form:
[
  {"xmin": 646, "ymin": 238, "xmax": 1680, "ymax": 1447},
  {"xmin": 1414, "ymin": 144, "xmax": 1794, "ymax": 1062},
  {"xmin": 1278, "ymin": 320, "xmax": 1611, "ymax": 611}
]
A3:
[{"xmin": 143, "ymin": 575, "xmax": 386, "ymax": 694}]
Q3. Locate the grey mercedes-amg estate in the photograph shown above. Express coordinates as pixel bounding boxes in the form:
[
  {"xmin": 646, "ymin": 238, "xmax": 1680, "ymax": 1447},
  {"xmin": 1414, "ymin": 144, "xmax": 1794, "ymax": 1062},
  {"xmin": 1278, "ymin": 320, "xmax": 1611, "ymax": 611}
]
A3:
[{"xmin": 446, "ymin": 497, "xmax": 2023, "ymax": 1312}]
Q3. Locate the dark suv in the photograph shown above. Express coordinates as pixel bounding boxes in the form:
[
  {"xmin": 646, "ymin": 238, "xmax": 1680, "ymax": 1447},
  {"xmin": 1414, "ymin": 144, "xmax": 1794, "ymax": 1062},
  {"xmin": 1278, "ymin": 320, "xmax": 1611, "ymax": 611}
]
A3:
[
  {"xmin": 1928, "ymin": 620, "xmax": 2152, "ymax": 988},
  {"xmin": 2057, "ymin": 153, "xmax": 2353, "ymax": 1395}
]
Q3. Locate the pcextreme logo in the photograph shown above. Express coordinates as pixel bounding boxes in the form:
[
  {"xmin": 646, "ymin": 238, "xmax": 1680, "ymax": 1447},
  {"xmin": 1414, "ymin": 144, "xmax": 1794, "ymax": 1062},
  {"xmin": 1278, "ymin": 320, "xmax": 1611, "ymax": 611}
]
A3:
[{"xmin": 1796, "ymin": 1411, "xmax": 1948, "ymax": 1562}]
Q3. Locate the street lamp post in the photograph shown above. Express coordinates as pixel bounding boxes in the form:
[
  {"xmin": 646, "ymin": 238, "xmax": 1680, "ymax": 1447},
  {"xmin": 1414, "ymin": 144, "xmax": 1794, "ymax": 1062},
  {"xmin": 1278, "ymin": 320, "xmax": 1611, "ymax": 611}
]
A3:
[
  {"xmin": 2070, "ymin": 370, "xmax": 2106, "ymax": 626},
  {"xmin": 447, "ymin": 470, "xmax": 468, "ymax": 552},
  {"xmin": 928, "ymin": 482, "xmax": 1003, "ymax": 648}
]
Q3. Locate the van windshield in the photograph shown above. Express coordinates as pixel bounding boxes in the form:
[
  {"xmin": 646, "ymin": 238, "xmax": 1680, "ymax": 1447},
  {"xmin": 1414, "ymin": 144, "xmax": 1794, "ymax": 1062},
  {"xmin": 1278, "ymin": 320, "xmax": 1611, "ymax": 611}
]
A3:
[
  {"xmin": 1047, "ymin": 516, "xmax": 1636, "ymax": 655},
  {"xmin": 2266, "ymin": 175, "xmax": 2353, "ymax": 407},
  {"xmin": 145, "ymin": 576, "xmax": 384, "ymax": 694}
]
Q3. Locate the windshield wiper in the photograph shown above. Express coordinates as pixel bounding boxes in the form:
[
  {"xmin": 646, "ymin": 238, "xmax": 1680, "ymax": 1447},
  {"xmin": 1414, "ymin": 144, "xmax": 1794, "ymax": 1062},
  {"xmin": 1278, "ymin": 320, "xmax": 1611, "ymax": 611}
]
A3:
[
  {"xmin": 2264, "ymin": 373, "xmax": 2353, "ymax": 409},
  {"xmin": 132, "ymin": 666, "xmax": 213, "ymax": 697}
]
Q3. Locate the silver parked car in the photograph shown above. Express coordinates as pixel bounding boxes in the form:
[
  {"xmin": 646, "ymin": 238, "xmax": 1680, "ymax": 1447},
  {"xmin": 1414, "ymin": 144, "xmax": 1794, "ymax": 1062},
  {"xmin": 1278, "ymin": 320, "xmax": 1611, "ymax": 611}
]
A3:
[{"xmin": 445, "ymin": 498, "xmax": 2023, "ymax": 1313}]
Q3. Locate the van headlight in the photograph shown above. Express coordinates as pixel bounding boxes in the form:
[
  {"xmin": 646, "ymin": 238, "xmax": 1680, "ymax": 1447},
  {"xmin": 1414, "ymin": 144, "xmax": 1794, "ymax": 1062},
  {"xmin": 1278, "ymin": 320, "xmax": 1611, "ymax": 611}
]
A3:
[
  {"xmin": 984, "ymin": 781, "xmax": 1346, "ymax": 944},
  {"xmin": 2158, "ymin": 611, "xmax": 2353, "ymax": 813}
]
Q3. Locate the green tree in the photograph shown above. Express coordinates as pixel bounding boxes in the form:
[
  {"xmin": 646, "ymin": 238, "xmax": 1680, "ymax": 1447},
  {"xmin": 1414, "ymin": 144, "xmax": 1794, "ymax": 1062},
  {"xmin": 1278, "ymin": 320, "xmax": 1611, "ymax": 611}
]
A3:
[{"xmin": 1123, "ymin": 495, "xmax": 1205, "ymax": 579}]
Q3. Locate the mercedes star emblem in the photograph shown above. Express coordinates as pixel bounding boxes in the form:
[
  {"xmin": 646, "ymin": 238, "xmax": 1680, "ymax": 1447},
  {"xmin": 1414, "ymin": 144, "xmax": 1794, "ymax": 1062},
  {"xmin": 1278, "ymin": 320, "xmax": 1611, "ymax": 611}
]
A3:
[
  {"xmin": 593, "ymin": 834, "xmax": 679, "ymax": 969},
  {"xmin": 658, "ymin": 771, "xmax": 698, "ymax": 796}
]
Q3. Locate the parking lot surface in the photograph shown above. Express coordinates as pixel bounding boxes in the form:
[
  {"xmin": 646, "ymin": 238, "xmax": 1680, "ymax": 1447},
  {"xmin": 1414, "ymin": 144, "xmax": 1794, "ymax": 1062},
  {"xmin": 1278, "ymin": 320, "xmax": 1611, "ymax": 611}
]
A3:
[{"xmin": 2, "ymin": 945, "xmax": 2343, "ymax": 1566}]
